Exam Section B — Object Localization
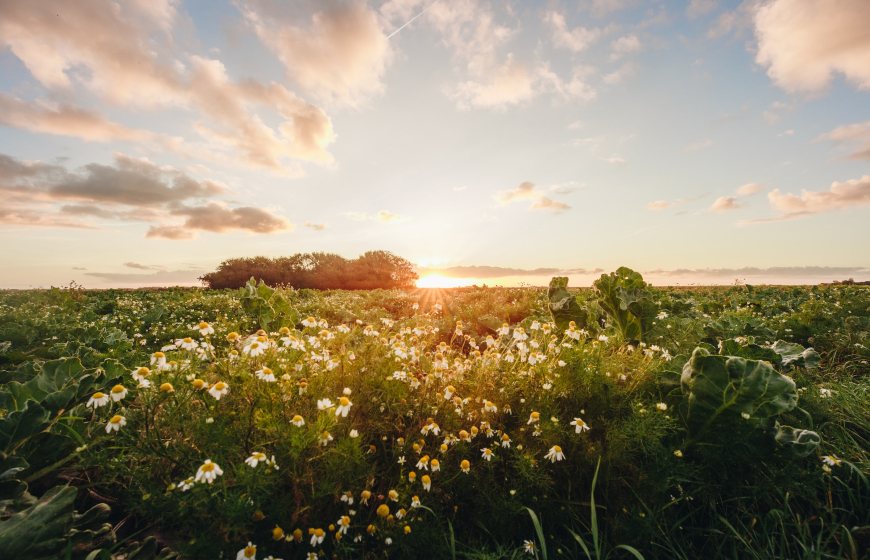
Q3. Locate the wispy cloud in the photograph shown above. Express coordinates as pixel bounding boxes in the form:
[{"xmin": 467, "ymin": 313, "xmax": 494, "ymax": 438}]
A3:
[
  {"xmin": 820, "ymin": 121, "xmax": 870, "ymax": 160},
  {"xmin": 495, "ymin": 181, "xmax": 571, "ymax": 213}
]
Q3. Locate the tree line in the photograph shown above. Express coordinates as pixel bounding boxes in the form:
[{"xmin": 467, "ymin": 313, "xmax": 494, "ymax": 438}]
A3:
[{"xmin": 199, "ymin": 251, "xmax": 418, "ymax": 290}]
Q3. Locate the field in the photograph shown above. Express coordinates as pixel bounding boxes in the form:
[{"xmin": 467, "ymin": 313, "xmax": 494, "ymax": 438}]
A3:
[{"xmin": 0, "ymin": 270, "xmax": 868, "ymax": 560}]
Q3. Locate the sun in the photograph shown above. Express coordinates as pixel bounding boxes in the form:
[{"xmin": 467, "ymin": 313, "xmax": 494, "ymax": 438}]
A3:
[{"xmin": 416, "ymin": 274, "xmax": 476, "ymax": 288}]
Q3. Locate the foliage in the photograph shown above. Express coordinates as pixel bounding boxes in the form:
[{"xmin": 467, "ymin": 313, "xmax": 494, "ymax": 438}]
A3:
[
  {"xmin": 592, "ymin": 267, "xmax": 657, "ymax": 342},
  {"xmin": 238, "ymin": 277, "xmax": 299, "ymax": 331},
  {"xmin": 200, "ymin": 250, "xmax": 419, "ymax": 290}
]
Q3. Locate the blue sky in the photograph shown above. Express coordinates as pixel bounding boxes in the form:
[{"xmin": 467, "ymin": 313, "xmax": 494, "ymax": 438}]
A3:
[{"xmin": 0, "ymin": 0, "xmax": 868, "ymax": 287}]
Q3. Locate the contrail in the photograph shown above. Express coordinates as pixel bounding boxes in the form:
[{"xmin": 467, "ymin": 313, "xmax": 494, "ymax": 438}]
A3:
[{"xmin": 386, "ymin": 4, "xmax": 431, "ymax": 39}]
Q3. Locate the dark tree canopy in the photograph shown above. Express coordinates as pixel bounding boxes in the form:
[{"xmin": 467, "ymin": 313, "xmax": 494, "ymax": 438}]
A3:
[{"xmin": 199, "ymin": 251, "xmax": 418, "ymax": 290}]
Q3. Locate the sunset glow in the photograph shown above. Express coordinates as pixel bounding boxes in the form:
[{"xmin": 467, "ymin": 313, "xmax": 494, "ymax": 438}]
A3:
[{"xmin": 416, "ymin": 274, "xmax": 477, "ymax": 289}]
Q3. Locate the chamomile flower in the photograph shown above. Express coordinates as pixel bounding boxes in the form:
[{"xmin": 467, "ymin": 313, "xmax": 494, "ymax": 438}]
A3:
[
  {"xmin": 545, "ymin": 445, "xmax": 566, "ymax": 463},
  {"xmin": 444, "ymin": 385, "xmax": 455, "ymax": 400},
  {"xmin": 159, "ymin": 382, "xmax": 174, "ymax": 393},
  {"xmin": 336, "ymin": 396, "xmax": 353, "ymax": 417},
  {"xmin": 319, "ymin": 431, "xmax": 333, "ymax": 446},
  {"xmin": 243, "ymin": 339, "xmax": 267, "ymax": 357},
  {"xmin": 105, "ymin": 414, "xmax": 126, "ymax": 433},
  {"xmin": 255, "ymin": 367, "xmax": 277, "ymax": 382},
  {"xmin": 571, "ymin": 418, "xmax": 590, "ymax": 433},
  {"xmin": 501, "ymin": 434, "xmax": 512, "ymax": 448},
  {"xmin": 87, "ymin": 391, "xmax": 110, "ymax": 409},
  {"xmin": 245, "ymin": 452, "xmax": 268, "ymax": 468},
  {"xmin": 336, "ymin": 515, "xmax": 351, "ymax": 535},
  {"xmin": 430, "ymin": 458, "xmax": 441, "ymax": 472},
  {"xmin": 236, "ymin": 542, "xmax": 256, "ymax": 560},
  {"xmin": 150, "ymin": 351, "xmax": 167, "ymax": 368},
  {"xmin": 480, "ymin": 448, "xmax": 494, "ymax": 461},
  {"xmin": 460, "ymin": 459, "xmax": 471, "ymax": 473},
  {"xmin": 421, "ymin": 474, "xmax": 431, "ymax": 491},
  {"xmin": 527, "ymin": 411, "xmax": 541, "ymax": 425},
  {"xmin": 178, "ymin": 337, "xmax": 198, "ymax": 351},
  {"xmin": 208, "ymin": 381, "xmax": 229, "ymax": 400},
  {"xmin": 821, "ymin": 455, "xmax": 843, "ymax": 467},
  {"xmin": 291, "ymin": 414, "xmax": 305, "ymax": 427},
  {"xmin": 308, "ymin": 528, "xmax": 325, "ymax": 546},
  {"xmin": 360, "ymin": 490, "xmax": 371, "ymax": 505},
  {"xmin": 411, "ymin": 495, "xmax": 421, "ymax": 508},
  {"xmin": 376, "ymin": 504, "xmax": 390, "ymax": 518},
  {"xmin": 656, "ymin": 402, "xmax": 668, "ymax": 411},
  {"xmin": 197, "ymin": 321, "xmax": 215, "ymax": 336},
  {"xmin": 317, "ymin": 398, "xmax": 335, "ymax": 411},
  {"xmin": 416, "ymin": 455, "xmax": 430, "ymax": 470},
  {"xmin": 131, "ymin": 366, "xmax": 151, "ymax": 387},
  {"xmin": 110, "ymin": 384, "xmax": 128, "ymax": 402},
  {"xmin": 195, "ymin": 459, "xmax": 223, "ymax": 484}
]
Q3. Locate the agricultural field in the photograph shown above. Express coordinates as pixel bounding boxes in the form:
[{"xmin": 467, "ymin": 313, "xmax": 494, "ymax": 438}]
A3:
[{"xmin": 0, "ymin": 269, "xmax": 867, "ymax": 560}]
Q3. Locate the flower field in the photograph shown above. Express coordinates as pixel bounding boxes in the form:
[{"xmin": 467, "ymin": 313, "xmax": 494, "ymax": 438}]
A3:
[{"xmin": 0, "ymin": 270, "xmax": 867, "ymax": 559}]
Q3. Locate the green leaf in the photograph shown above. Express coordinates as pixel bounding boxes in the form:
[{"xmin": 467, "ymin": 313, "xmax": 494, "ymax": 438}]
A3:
[
  {"xmin": 774, "ymin": 424, "xmax": 821, "ymax": 457},
  {"xmin": 0, "ymin": 485, "xmax": 77, "ymax": 559},
  {"xmin": 680, "ymin": 347, "xmax": 798, "ymax": 438},
  {"xmin": 548, "ymin": 277, "xmax": 591, "ymax": 332},
  {"xmin": 0, "ymin": 401, "xmax": 51, "ymax": 451},
  {"xmin": 770, "ymin": 340, "xmax": 821, "ymax": 370}
]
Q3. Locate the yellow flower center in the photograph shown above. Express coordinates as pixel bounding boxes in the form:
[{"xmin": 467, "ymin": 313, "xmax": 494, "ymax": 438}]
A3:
[
  {"xmin": 244, "ymin": 545, "xmax": 255, "ymax": 557},
  {"xmin": 92, "ymin": 392, "xmax": 105, "ymax": 399},
  {"xmin": 110, "ymin": 415, "xmax": 123, "ymax": 424},
  {"xmin": 272, "ymin": 526, "xmax": 284, "ymax": 540},
  {"xmin": 192, "ymin": 379, "xmax": 205, "ymax": 389},
  {"xmin": 199, "ymin": 322, "xmax": 209, "ymax": 329},
  {"xmin": 553, "ymin": 445, "xmax": 562, "ymax": 453},
  {"xmin": 153, "ymin": 351, "xmax": 165, "ymax": 358},
  {"xmin": 339, "ymin": 396, "xmax": 350, "ymax": 406},
  {"xmin": 111, "ymin": 385, "xmax": 125, "ymax": 394},
  {"xmin": 377, "ymin": 504, "xmax": 390, "ymax": 518},
  {"xmin": 214, "ymin": 382, "xmax": 226, "ymax": 391},
  {"xmin": 183, "ymin": 337, "xmax": 193, "ymax": 343},
  {"xmin": 160, "ymin": 383, "xmax": 174, "ymax": 392},
  {"xmin": 201, "ymin": 462, "xmax": 215, "ymax": 472},
  {"xmin": 461, "ymin": 460, "xmax": 470, "ymax": 469},
  {"xmin": 137, "ymin": 367, "xmax": 150, "ymax": 375}
]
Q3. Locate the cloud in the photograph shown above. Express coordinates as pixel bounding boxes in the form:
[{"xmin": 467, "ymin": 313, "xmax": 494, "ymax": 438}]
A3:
[
  {"xmin": 451, "ymin": 54, "xmax": 537, "ymax": 109},
  {"xmin": 420, "ymin": 265, "xmax": 604, "ymax": 278},
  {"xmin": 647, "ymin": 193, "xmax": 708, "ymax": 211},
  {"xmin": 124, "ymin": 262, "xmax": 160, "ymax": 270},
  {"xmin": 602, "ymin": 63, "xmax": 635, "ymax": 85},
  {"xmin": 711, "ymin": 196, "xmax": 740, "ymax": 211},
  {"xmin": 0, "ymin": 1, "xmax": 336, "ymax": 172},
  {"xmin": 646, "ymin": 266, "xmax": 870, "ymax": 280},
  {"xmin": 610, "ymin": 35, "xmax": 641, "ymax": 59},
  {"xmin": 737, "ymin": 182, "xmax": 764, "ymax": 196},
  {"xmin": 820, "ymin": 121, "xmax": 870, "ymax": 160},
  {"xmin": 239, "ymin": 0, "xmax": 392, "ymax": 106},
  {"xmin": 544, "ymin": 11, "xmax": 602, "ymax": 53},
  {"xmin": 496, "ymin": 181, "xmax": 571, "ymax": 212},
  {"xmin": 687, "ymin": 0, "xmax": 717, "ymax": 18},
  {"xmin": 754, "ymin": 0, "xmax": 870, "ymax": 92},
  {"xmin": 84, "ymin": 268, "xmax": 203, "ymax": 284},
  {"xmin": 304, "ymin": 221, "xmax": 327, "ymax": 231},
  {"xmin": 0, "ymin": 152, "xmax": 292, "ymax": 238},
  {"xmin": 761, "ymin": 175, "xmax": 870, "ymax": 220}
]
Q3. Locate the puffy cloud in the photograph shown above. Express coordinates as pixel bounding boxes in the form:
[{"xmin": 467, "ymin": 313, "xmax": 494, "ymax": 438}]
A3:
[
  {"xmin": 0, "ymin": 1, "xmax": 335, "ymax": 172},
  {"xmin": 754, "ymin": 0, "xmax": 870, "ymax": 92},
  {"xmin": 610, "ymin": 35, "xmax": 641, "ymax": 59},
  {"xmin": 711, "ymin": 196, "xmax": 740, "ymax": 211},
  {"xmin": 764, "ymin": 175, "xmax": 870, "ymax": 220},
  {"xmin": 820, "ymin": 121, "xmax": 870, "ymax": 160},
  {"xmin": 544, "ymin": 11, "xmax": 602, "ymax": 53},
  {"xmin": 496, "ymin": 181, "xmax": 571, "ymax": 212},
  {"xmin": 0, "ymin": 152, "xmax": 292, "ymax": 238},
  {"xmin": 239, "ymin": 0, "xmax": 392, "ymax": 106}
]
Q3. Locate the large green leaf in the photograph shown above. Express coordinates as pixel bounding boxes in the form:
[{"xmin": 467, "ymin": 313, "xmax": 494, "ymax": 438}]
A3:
[
  {"xmin": 680, "ymin": 347, "xmax": 798, "ymax": 437},
  {"xmin": 774, "ymin": 424, "xmax": 821, "ymax": 457},
  {"xmin": 547, "ymin": 277, "xmax": 591, "ymax": 332},
  {"xmin": 0, "ymin": 485, "xmax": 77, "ymax": 559},
  {"xmin": 770, "ymin": 340, "xmax": 821, "ymax": 370},
  {"xmin": 0, "ymin": 401, "xmax": 51, "ymax": 451},
  {"xmin": 593, "ymin": 267, "xmax": 656, "ymax": 342}
]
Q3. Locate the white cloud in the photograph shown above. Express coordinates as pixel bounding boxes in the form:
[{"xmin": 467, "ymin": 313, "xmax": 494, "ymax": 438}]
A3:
[
  {"xmin": 496, "ymin": 181, "xmax": 571, "ymax": 212},
  {"xmin": 610, "ymin": 35, "xmax": 641, "ymax": 59},
  {"xmin": 711, "ymin": 196, "xmax": 740, "ymax": 211},
  {"xmin": 820, "ymin": 121, "xmax": 870, "ymax": 160},
  {"xmin": 544, "ymin": 11, "xmax": 602, "ymax": 53},
  {"xmin": 764, "ymin": 175, "xmax": 870, "ymax": 220},
  {"xmin": 754, "ymin": 0, "xmax": 870, "ymax": 92},
  {"xmin": 737, "ymin": 182, "xmax": 764, "ymax": 196}
]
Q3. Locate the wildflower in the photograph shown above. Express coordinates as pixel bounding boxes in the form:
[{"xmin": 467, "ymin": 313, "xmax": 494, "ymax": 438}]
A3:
[
  {"xmin": 336, "ymin": 396, "xmax": 353, "ymax": 417},
  {"xmin": 109, "ymin": 384, "xmax": 128, "ymax": 402},
  {"xmin": 195, "ymin": 460, "xmax": 223, "ymax": 484},
  {"xmin": 416, "ymin": 455, "xmax": 430, "ymax": 470},
  {"xmin": 377, "ymin": 504, "xmax": 390, "ymax": 518},
  {"xmin": 421, "ymin": 474, "xmax": 431, "ymax": 491},
  {"xmin": 302, "ymin": 316, "xmax": 318, "ymax": 328},
  {"xmin": 459, "ymin": 430, "xmax": 471, "ymax": 442},
  {"xmin": 336, "ymin": 516, "xmax": 351, "ymax": 535},
  {"xmin": 396, "ymin": 508, "xmax": 406, "ymax": 519},
  {"xmin": 483, "ymin": 400, "xmax": 498, "ymax": 413},
  {"xmin": 524, "ymin": 540, "xmax": 537, "ymax": 554},
  {"xmin": 821, "ymin": 455, "xmax": 843, "ymax": 467},
  {"xmin": 819, "ymin": 387, "xmax": 832, "ymax": 398},
  {"xmin": 545, "ymin": 445, "xmax": 566, "ymax": 463},
  {"xmin": 105, "ymin": 414, "xmax": 126, "ymax": 433},
  {"xmin": 388, "ymin": 489, "xmax": 399, "ymax": 502},
  {"xmin": 527, "ymin": 411, "xmax": 541, "ymax": 425},
  {"xmin": 367, "ymin": 524, "xmax": 377, "ymax": 535},
  {"xmin": 178, "ymin": 337, "xmax": 198, "ymax": 351},
  {"xmin": 245, "ymin": 452, "xmax": 268, "ymax": 468},
  {"xmin": 673, "ymin": 449, "xmax": 683, "ymax": 458},
  {"xmin": 460, "ymin": 459, "xmax": 471, "ymax": 473},
  {"xmin": 309, "ymin": 527, "xmax": 325, "ymax": 546},
  {"xmin": 656, "ymin": 402, "xmax": 668, "ymax": 411},
  {"xmin": 340, "ymin": 491, "xmax": 354, "ymax": 505},
  {"xmin": 597, "ymin": 334, "xmax": 609, "ymax": 343},
  {"xmin": 430, "ymin": 458, "xmax": 441, "ymax": 472},
  {"xmin": 741, "ymin": 412, "xmax": 751, "ymax": 420},
  {"xmin": 571, "ymin": 417, "xmax": 590, "ymax": 433},
  {"xmin": 197, "ymin": 321, "xmax": 215, "ymax": 336},
  {"xmin": 385, "ymin": 537, "xmax": 393, "ymax": 545},
  {"xmin": 208, "ymin": 381, "xmax": 229, "ymax": 400},
  {"xmin": 360, "ymin": 490, "xmax": 371, "ymax": 505},
  {"xmin": 236, "ymin": 542, "xmax": 256, "ymax": 560},
  {"xmin": 349, "ymin": 429, "xmax": 359, "ymax": 438},
  {"xmin": 501, "ymin": 434, "xmax": 511, "ymax": 448},
  {"xmin": 397, "ymin": 455, "xmax": 406, "ymax": 465},
  {"xmin": 404, "ymin": 525, "xmax": 412, "ymax": 535},
  {"xmin": 191, "ymin": 378, "xmax": 207, "ymax": 390},
  {"xmin": 227, "ymin": 331, "xmax": 240, "ymax": 343},
  {"xmin": 159, "ymin": 382, "xmax": 174, "ymax": 393},
  {"xmin": 87, "ymin": 391, "xmax": 110, "ymax": 409},
  {"xmin": 480, "ymin": 448, "xmax": 494, "ymax": 461},
  {"xmin": 292, "ymin": 528, "xmax": 303, "ymax": 542},
  {"xmin": 243, "ymin": 339, "xmax": 267, "ymax": 357},
  {"xmin": 272, "ymin": 526, "xmax": 285, "ymax": 541},
  {"xmin": 256, "ymin": 367, "xmax": 277, "ymax": 382},
  {"xmin": 131, "ymin": 366, "xmax": 151, "ymax": 387},
  {"xmin": 444, "ymin": 385, "xmax": 455, "ymax": 400},
  {"xmin": 411, "ymin": 495, "xmax": 421, "ymax": 508},
  {"xmin": 317, "ymin": 398, "xmax": 335, "ymax": 411},
  {"xmin": 319, "ymin": 431, "xmax": 333, "ymax": 446},
  {"xmin": 177, "ymin": 477, "xmax": 194, "ymax": 492}
]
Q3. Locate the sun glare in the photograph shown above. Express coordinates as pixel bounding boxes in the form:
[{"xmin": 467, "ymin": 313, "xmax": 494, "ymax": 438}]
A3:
[{"xmin": 416, "ymin": 274, "xmax": 476, "ymax": 288}]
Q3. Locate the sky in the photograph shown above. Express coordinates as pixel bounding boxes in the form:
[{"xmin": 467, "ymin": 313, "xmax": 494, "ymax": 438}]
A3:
[{"xmin": 0, "ymin": 0, "xmax": 868, "ymax": 288}]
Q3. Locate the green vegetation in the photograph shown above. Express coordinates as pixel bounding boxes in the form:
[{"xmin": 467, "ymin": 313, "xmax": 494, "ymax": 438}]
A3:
[{"xmin": 0, "ymin": 270, "xmax": 867, "ymax": 559}]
